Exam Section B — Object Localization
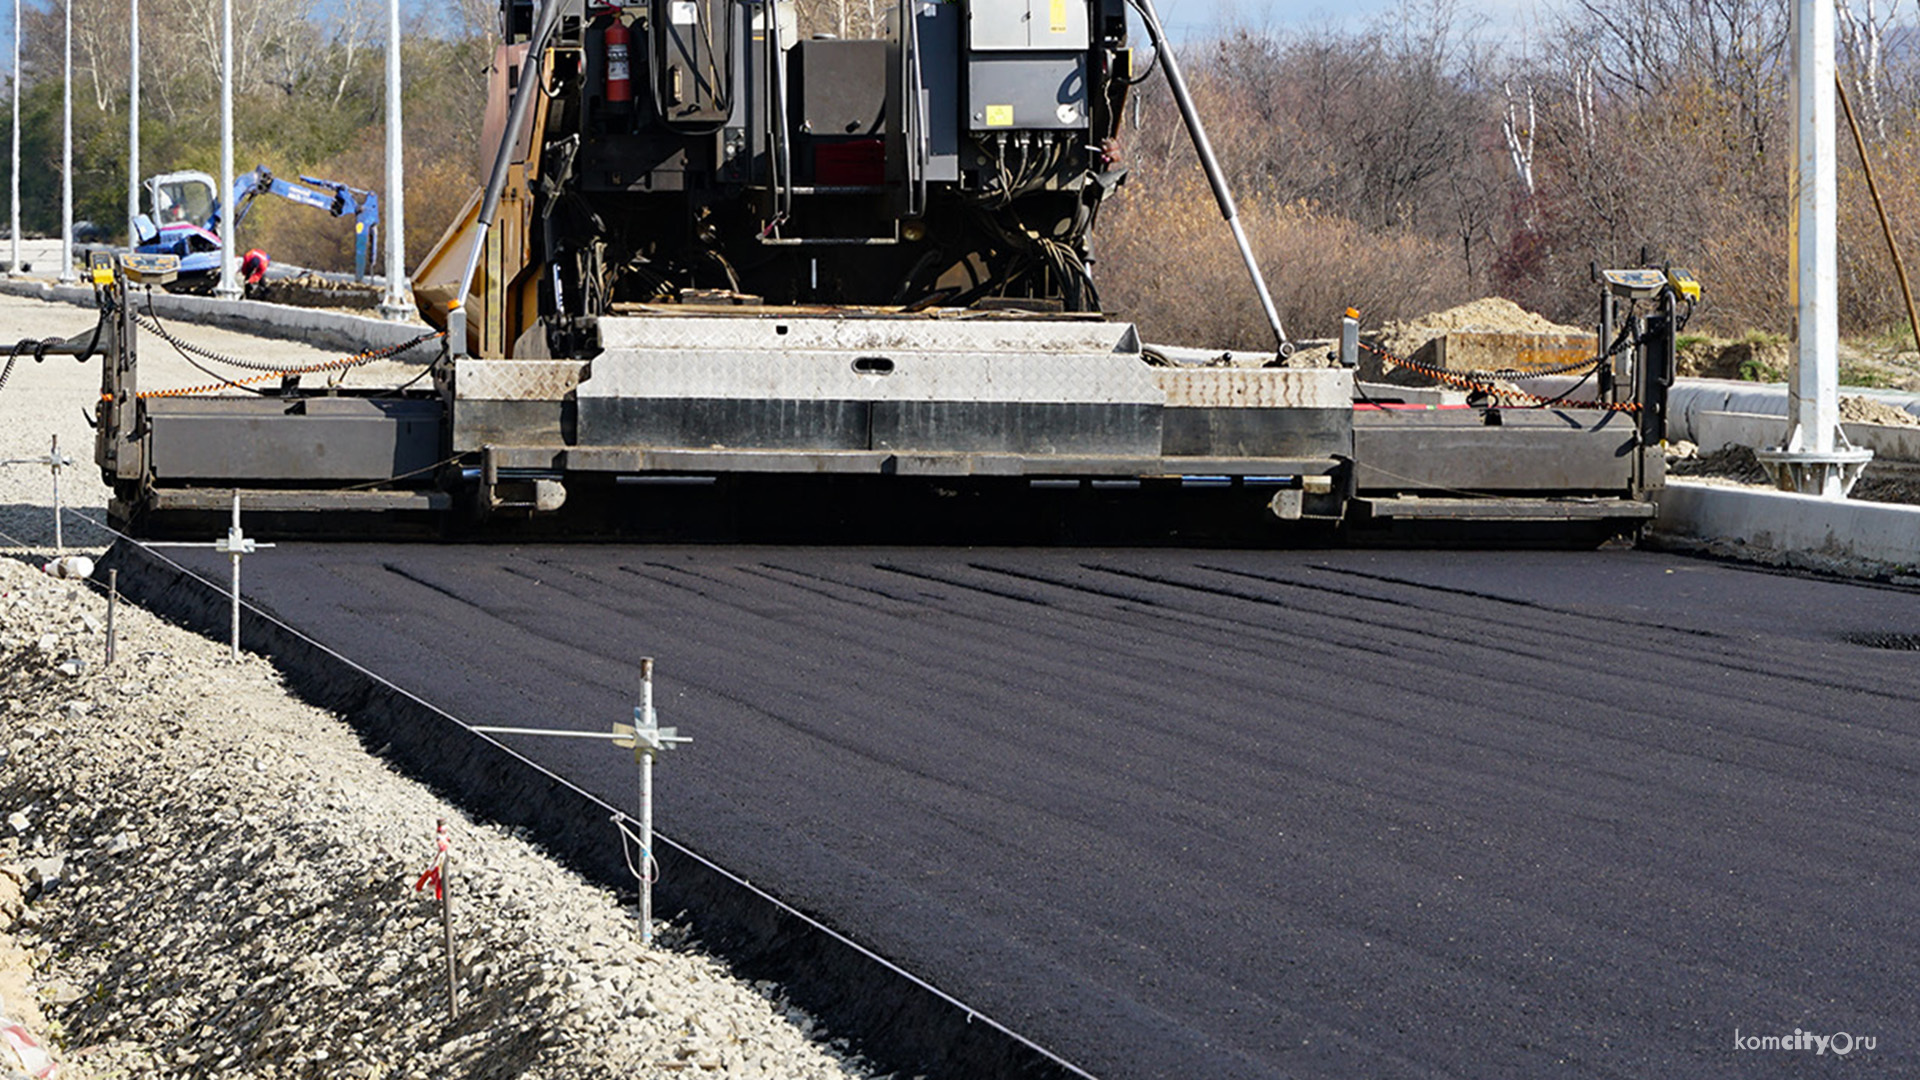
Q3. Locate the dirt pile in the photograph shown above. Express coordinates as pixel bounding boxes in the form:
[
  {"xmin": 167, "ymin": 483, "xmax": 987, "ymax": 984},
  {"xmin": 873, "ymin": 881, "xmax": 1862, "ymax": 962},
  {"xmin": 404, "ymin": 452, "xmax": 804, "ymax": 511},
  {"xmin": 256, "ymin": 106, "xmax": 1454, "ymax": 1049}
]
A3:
[
  {"xmin": 1667, "ymin": 444, "xmax": 1773, "ymax": 485},
  {"xmin": 1839, "ymin": 395, "xmax": 1920, "ymax": 427},
  {"xmin": 1365, "ymin": 298, "xmax": 1589, "ymax": 385},
  {"xmin": 1375, "ymin": 297, "xmax": 1588, "ymax": 361},
  {"xmin": 250, "ymin": 273, "xmax": 382, "ymax": 311},
  {"xmin": 1677, "ymin": 337, "xmax": 1789, "ymax": 380}
]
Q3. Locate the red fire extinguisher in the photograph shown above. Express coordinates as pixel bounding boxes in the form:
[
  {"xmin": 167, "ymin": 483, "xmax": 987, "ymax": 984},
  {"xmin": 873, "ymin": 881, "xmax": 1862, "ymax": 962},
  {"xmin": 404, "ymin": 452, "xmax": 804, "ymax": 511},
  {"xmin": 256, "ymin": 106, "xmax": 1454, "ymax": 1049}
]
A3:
[{"xmin": 604, "ymin": 15, "xmax": 633, "ymax": 106}]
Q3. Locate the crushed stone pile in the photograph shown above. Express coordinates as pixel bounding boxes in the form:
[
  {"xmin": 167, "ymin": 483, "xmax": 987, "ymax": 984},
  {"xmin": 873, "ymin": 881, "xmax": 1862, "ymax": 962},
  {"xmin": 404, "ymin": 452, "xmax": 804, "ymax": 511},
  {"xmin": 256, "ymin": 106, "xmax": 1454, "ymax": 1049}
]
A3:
[{"xmin": 0, "ymin": 556, "xmax": 873, "ymax": 1079}]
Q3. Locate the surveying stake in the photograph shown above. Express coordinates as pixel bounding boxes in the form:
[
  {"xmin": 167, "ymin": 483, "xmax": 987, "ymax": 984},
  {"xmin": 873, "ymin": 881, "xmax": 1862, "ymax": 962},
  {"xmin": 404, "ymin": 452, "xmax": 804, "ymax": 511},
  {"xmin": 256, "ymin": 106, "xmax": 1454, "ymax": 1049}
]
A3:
[
  {"xmin": 612, "ymin": 657, "xmax": 690, "ymax": 945},
  {"xmin": 144, "ymin": 492, "xmax": 273, "ymax": 659},
  {"xmin": 1, "ymin": 435, "xmax": 75, "ymax": 552},
  {"xmin": 470, "ymin": 656, "xmax": 689, "ymax": 946}
]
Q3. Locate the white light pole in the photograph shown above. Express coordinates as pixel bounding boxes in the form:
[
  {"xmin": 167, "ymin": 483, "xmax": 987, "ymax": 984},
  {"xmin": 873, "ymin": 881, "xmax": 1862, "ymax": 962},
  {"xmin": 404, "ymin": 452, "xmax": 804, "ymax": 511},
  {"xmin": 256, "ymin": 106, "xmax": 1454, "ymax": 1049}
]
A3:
[
  {"xmin": 58, "ymin": 0, "xmax": 74, "ymax": 283},
  {"xmin": 127, "ymin": 0, "xmax": 140, "ymax": 243},
  {"xmin": 9, "ymin": 0, "xmax": 21, "ymax": 277},
  {"xmin": 212, "ymin": 0, "xmax": 240, "ymax": 299},
  {"xmin": 1758, "ymin": 0, "xmax": 1873, "ymax": 496},
  {"xmin": 377, "ymin": 0, "xmax": 415, "ymax": 320}
]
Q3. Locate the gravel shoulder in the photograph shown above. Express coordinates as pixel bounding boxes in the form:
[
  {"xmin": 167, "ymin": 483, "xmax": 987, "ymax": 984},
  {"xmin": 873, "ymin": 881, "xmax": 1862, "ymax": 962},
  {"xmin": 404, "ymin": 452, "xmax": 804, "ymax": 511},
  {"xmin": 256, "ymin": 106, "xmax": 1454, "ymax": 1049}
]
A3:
[{"xmin": 0, "ymin": 292, "xmax": 874, "ymax": 1079}]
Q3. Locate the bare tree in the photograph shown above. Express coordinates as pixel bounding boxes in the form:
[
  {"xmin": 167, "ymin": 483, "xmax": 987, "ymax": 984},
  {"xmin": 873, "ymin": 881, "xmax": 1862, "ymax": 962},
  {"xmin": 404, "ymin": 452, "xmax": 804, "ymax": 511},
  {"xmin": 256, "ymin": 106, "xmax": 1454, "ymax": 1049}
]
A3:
[
  {"xmin": 1837, "ymin": 0, "xmax": 1899, "ymax": 137},
  {"xmin": 1502, "ymin": 79, "xmax": 1536, "ymax": 205}
]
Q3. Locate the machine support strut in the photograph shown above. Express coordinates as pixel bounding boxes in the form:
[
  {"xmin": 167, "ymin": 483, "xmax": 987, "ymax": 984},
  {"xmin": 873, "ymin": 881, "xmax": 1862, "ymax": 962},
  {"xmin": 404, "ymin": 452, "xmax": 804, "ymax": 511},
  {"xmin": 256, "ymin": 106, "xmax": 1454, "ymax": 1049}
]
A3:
[
  {"xmin": 1129, "ymin": 0, "xmax": 1289, "ymax": 357},
  {"xmin": 451, "ymin": 0, "xmax": 565, "ymax": 353}
]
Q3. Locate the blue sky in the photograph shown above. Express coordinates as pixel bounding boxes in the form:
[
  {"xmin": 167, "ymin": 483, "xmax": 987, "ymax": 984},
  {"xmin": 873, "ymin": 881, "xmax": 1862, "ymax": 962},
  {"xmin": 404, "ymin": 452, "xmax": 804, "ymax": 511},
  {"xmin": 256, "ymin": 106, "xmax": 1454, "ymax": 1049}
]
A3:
[
  {"xmin": 1154, "ymin": 0, "xmax": 1552, "ymax": 44},
  {"xmin": 1, "ymin": 0, "xmax": 1553, "ymax": 91}
]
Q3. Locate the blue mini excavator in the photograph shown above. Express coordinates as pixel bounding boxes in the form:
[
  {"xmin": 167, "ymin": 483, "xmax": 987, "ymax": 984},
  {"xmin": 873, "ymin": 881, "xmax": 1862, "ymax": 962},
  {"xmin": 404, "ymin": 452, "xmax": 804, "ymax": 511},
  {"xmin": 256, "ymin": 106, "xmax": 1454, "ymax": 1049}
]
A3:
[{"xmin": 133, "ymin": 166, "xmax": 381, "ymax": 292}]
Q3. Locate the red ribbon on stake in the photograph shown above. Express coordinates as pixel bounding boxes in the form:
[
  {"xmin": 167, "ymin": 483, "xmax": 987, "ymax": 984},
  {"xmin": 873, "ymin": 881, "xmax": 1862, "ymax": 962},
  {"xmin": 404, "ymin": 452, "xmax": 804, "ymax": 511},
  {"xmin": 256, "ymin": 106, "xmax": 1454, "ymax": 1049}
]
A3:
[{"xmin": 414, "ymin": 820, "xmax": 450, "ymax": 900}]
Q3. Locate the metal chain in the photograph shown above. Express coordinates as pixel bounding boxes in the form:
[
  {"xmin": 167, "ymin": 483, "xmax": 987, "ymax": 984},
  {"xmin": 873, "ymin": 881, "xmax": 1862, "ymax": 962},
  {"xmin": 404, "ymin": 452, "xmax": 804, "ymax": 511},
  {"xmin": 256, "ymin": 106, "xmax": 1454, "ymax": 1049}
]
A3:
[
  {"xmin": 1358, "ymin": 340, "xmax": 1641, "ymax": 413},
  {"xmin": 138, "ymin": 301, "xmax": 440, "ymax": 374},
  {"xmin": 137, "ymin": 330, "xmax": 445, "ymax": 400},
  {"xmin": 1363, "ymin": 321, "xmax": 1641, "ymax": 384},
  {"xmin": 136, "ymin": 310, "xmax": 287, "ymax": 372}
]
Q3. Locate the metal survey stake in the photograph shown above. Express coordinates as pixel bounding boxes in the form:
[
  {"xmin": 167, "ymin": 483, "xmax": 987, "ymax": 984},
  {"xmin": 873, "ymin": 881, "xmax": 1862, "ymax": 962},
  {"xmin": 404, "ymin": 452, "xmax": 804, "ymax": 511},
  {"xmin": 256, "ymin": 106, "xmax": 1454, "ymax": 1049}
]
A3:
[
  {"xmin": 611, "ymin": 657, "xmax": 690, "ymax": 945},
  {"xmin": 438, "ymin": 824, "xmax": 458, "ymax": 1020},
  {"xmin": 105, "ymin": 568, "xmax": 118, "ymax": 666},
  {"xmin": 49, "ymin": 435, "xmax": 65, "ymax": 551},
  {"xmin": 468, "ymin": 657, "xmax": 689, "ymax": 947},
  {"xmin": 2, "ymin": 436, "xmax": 75, "ymax": 551},
  {"xmin": 610, "ymin": 657, "xmax": 695, "ymax": 941},
  {"xmin": 213, "ymin": 495, "xmax": 268, "ymax": 658},
  {"xmin": 145, "ymin": 493, "xmax": 274, "ymax": 658},
  {"xmin": 411, "ymin": 819, "xmax": 458, "ymax": 1020}
]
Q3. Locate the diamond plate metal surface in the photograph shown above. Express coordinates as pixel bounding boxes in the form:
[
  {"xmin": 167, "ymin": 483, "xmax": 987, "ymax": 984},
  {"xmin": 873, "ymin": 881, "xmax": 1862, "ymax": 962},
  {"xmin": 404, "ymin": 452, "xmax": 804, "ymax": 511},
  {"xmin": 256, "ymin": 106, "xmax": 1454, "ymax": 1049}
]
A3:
[
  {"xmin": 455, "ymin": 360, "xmax": 589, "ymax": 401},
  {"xmin": 1153, "ymin": 368, "xmax": 1352, "ymax": 409},
  {"xmin": 580, "ymin": 351, "xmax": 1165, "ymax": 404}
]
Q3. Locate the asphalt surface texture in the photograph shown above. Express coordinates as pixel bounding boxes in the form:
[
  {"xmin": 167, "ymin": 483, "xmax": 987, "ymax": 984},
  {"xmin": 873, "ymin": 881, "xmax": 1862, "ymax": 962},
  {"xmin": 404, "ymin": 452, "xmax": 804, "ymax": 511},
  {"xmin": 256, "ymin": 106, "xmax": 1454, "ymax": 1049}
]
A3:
[{"xmin": 156, "ymin": 544, "xmax": 1919, "ymax": 1078}]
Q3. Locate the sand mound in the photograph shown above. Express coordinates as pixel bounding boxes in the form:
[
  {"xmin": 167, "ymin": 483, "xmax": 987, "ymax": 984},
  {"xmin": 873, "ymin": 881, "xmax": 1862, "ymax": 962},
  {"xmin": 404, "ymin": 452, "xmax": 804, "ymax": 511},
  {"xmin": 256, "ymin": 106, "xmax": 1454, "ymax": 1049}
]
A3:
[{"xmin": 1377, "ymin": 298, "xmax": 1587, "ymax": 359}]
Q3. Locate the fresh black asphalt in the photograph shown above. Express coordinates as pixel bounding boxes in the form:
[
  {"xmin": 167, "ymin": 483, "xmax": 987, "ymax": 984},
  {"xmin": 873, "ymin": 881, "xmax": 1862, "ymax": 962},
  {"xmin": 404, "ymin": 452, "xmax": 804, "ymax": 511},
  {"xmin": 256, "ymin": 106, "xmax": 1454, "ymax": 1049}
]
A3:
[{"xmin": 156, "ymin": 545, "xmax": 1920, "ymax": 1078}]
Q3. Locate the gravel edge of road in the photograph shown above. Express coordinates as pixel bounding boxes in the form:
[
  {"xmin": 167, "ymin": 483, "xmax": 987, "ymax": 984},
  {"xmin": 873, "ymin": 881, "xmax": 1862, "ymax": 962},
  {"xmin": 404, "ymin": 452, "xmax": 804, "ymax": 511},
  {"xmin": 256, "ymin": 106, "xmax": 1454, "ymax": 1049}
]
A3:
[{"xmin": 0, "ymin": 546, "xmax": 879, "ymax": 1080}]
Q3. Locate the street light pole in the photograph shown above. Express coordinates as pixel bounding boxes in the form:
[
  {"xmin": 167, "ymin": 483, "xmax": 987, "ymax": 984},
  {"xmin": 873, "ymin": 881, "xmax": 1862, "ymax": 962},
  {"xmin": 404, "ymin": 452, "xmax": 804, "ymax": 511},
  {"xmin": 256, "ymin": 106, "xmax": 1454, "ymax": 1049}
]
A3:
[
  {"xmin": 1757, "ymin": 0, "xmax": 1873, "ymax": 496},
  {"xmin": 212, "ymin": 0, "xmax": 240, "ymax": 299},
  {"xmin": 59, "ymin": 0, "xmax": 75, "ymax": 283},
  {"xmin": 9, "ymin": 0, "xmax": 21, "ymax": 277},
  {"xmin": 377, "ymin": 0, "xmax": 415, "ymax": 320},
  {"xmin": 127, "ymin": 0, "xmax": 140, "ymax": 243}
]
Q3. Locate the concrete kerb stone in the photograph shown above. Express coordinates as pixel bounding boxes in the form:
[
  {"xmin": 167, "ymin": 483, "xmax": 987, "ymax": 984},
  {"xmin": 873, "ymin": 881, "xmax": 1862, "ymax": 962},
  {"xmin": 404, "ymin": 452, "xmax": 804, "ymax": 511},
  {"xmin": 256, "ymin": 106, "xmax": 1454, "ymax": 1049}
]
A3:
[
  {"xmin": 1688, "ymin": 411, "xmax": 1920, "ymax": 463},
  {"xmin": 1667, "ymin": 379, "xmax": 1920, "ymax": 444},
  {"xmin": 0, "ymin": 275, "xmax": 428, "ymax": 355},
  {"xmin": 1653, "ymin": 479, "xmax": 1920, "ymax": 571}
]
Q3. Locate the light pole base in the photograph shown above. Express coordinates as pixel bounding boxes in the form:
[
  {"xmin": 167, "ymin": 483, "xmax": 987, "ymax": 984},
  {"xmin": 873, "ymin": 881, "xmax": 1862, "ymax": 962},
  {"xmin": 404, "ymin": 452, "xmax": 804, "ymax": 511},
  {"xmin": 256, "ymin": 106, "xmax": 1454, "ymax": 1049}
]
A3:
[
  {"xmin": 1755, "ymin": 441, "xmax": 1874, "ymax": 498},
  {"xmin": 378, "ymin": 295, "xmax": 419, "ymax": 323}
]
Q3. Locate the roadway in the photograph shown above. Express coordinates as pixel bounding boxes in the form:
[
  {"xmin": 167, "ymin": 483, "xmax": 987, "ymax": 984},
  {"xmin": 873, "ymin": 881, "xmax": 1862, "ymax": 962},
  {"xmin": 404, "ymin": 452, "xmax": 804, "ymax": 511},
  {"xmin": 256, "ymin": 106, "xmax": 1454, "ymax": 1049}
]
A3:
[{"xmin": 160, "ymin": 544, "xmax": 1920, "ymax": 1078}]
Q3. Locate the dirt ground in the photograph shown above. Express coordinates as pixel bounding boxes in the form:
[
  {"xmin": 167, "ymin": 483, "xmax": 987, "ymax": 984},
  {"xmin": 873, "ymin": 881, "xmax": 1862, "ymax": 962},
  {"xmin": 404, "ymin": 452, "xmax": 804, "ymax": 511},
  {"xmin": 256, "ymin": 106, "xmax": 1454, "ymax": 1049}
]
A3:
[
  {"xmin": 1679, "ymin": 333, "xmax": 1920, "ymax": 388},
  {"xmin": 1667, "ymin": 441, "xmax": 1920, "ymax": 505}
]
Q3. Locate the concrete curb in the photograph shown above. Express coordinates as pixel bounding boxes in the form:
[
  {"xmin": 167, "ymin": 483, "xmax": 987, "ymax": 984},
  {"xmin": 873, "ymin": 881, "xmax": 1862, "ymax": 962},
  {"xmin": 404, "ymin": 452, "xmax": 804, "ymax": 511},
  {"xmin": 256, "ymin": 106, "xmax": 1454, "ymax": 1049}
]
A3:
[
  {"xmin": 1668, "ymin": 378, "xmax": 1920, "ymax": 442},
  {"xmin": 1653, "ymin": 479, "xmax": 1920, "ymax": 570},
  {"xmin": 1689, "ymin": 410, "xmax": 1920, "ymax": 463},
  {"xmin": 0, "ymin": 275, "xmax": 428, "ymax": 354}
]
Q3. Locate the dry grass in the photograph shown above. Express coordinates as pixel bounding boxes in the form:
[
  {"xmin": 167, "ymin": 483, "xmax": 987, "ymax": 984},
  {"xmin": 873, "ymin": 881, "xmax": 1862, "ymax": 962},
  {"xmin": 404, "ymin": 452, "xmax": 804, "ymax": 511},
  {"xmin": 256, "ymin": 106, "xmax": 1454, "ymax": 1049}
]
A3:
[{"xmin": 1099, "ymin": 176, "xmax": 1473, "ymax": 348}]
